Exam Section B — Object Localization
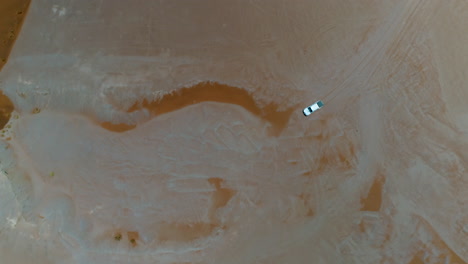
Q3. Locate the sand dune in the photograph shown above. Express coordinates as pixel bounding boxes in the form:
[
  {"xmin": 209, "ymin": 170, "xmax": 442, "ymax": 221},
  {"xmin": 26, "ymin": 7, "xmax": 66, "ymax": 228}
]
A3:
[{"xmin": 1, "ymin": 0, "xmax": 468, "ymax": 263}]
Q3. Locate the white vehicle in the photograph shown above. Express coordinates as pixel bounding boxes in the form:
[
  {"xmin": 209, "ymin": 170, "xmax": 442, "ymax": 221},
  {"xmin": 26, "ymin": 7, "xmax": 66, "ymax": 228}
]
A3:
[{"xmin": 303, "ymin": 100, "xmax": 324, "ymax": 116}]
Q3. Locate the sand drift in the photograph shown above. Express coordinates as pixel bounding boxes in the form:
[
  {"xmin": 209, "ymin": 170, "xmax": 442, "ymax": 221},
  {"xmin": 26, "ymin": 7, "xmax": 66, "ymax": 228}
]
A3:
[{"xmin": 1, "ymin": 1, "xmax": 468, "ymax": 264}]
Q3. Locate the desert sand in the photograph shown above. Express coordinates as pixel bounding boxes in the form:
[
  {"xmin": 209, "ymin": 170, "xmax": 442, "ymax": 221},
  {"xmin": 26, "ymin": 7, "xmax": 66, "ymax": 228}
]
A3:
[{"xmin": 1, "ymin": 0, "xmax": 468, "ymax": 263}]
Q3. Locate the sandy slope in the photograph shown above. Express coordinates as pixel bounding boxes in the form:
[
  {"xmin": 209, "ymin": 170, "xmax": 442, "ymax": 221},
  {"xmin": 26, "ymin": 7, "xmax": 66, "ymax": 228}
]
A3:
[{"xmin": 1, "ymin": 0, "xmax": 468, "ymax": 263}]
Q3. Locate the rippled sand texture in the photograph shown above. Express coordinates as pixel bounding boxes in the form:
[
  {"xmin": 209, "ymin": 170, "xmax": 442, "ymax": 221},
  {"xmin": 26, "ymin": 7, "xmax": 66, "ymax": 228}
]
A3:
[{"xmin": 1, "ymin": 0, "xmax": 468, "ymax": 263}]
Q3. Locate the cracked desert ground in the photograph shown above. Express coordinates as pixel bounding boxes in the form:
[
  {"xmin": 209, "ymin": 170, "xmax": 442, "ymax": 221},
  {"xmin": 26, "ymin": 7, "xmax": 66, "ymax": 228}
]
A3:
[{"xmin": 1, "ymin": 0, "xmax": 468, "ymax": 263}]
